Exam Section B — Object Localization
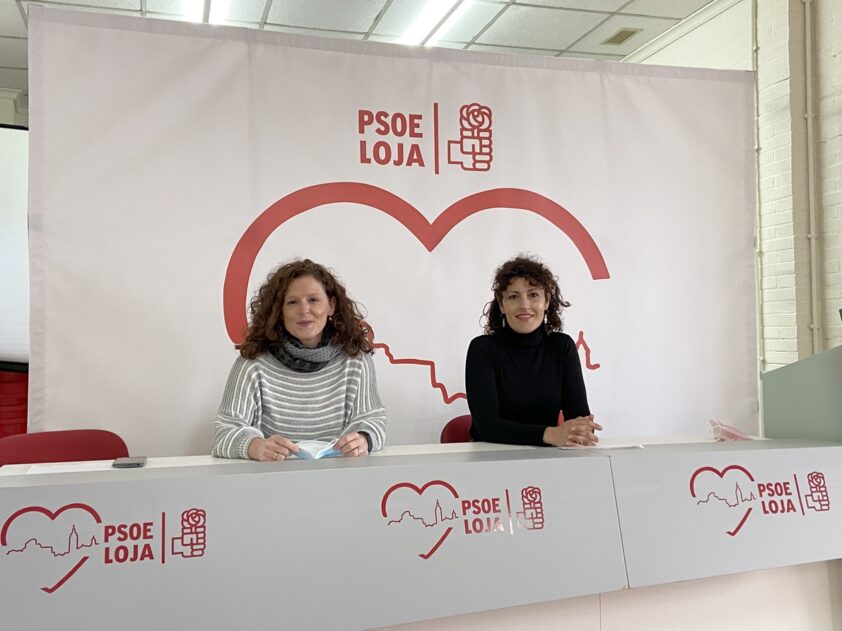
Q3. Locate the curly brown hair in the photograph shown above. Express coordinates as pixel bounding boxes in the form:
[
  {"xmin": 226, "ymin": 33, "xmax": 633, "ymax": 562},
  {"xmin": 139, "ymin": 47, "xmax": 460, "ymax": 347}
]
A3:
[
  {"xmin": 482, "ymin": 255, "xmax": 571, "ymax": 334},
  {"xmin": 238, "ymin": 259, "xmax": 372, "ymax": 359}
]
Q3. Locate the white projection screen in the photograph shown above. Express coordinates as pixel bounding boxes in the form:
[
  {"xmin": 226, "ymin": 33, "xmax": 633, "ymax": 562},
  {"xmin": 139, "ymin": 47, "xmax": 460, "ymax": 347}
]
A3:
[{"xmin": 0, "ymin": 125, "xmax": 29, "ymax": 364}]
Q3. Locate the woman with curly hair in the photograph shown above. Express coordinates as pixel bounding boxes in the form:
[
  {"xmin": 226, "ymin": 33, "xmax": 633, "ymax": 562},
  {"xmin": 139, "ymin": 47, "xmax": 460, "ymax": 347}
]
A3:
[
  {"xmin": 212, "ymin": 259, "xmax": 386, "ymax": 461},
  {"xmin": 465, "ymin": 255, "xmax": 601, "ymax": 447}
]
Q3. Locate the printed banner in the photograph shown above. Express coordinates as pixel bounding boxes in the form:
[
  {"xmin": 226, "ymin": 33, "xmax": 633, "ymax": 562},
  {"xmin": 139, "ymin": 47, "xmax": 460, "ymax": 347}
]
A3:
[
  {"xmin": 611, "ymin": 444, "xmax": 842, "ymax": 587},
  {"xmin": 28, "ymin": 7, "xmax": 757, "ymax": 455},
  {"xmin": 0, "ymin": 452, "xmax": 626, "ymax": 627}
]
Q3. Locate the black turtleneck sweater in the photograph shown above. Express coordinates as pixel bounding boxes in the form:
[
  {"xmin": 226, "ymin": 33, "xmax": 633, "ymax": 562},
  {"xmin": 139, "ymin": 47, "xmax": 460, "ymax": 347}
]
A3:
[{"xmin": 465, "ymin": 326, "xmax": 590, "ymax": 445}]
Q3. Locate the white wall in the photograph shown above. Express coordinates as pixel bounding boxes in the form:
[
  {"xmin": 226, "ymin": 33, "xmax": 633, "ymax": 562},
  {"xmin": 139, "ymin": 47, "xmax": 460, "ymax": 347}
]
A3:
[{"xmin": 385, "ymin": 561, "xmax": 842, "ymax": 631}]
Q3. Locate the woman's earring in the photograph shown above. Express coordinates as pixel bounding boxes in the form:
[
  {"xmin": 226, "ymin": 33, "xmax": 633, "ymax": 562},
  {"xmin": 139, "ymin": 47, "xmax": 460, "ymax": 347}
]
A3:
[{"xmin": 501, "ymin": 313, "xmax": 506, "ymax": 328}]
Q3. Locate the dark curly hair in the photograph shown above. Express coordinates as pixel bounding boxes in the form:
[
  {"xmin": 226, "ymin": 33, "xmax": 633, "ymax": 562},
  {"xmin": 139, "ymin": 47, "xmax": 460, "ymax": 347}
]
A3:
[
  {"xmin": 238, "ymin": 259, "xmax": 372, "ymax": 359},
  {"xmin": 482, "ymin": 255, "xmax": 571, "ymax": 334}
]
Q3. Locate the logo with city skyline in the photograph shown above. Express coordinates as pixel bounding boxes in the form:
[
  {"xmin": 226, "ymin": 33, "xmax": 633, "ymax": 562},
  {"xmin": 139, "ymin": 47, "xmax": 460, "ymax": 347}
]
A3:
[
  {"xmin": 381, "ymin": 479, "xmax": 545, "ymax": 559},
  {"xmin": 690, "ymin": 465, "xmax": 831, "ymax": 536},
  {"xmin": 1, "ymin": 503, "xmax": 207, "ymax": 594},
  {"xmin": 1, "ymin": 503, "xmax": 102, "ymax": 593}
]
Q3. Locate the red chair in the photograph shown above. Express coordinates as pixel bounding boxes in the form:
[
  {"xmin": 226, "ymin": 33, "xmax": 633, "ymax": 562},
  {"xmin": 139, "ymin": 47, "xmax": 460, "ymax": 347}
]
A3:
[
  {"xmin": 0, "ymin": 429, "xmax": 129, "ymax": 466},
  {"xmin": 0, "ymin": 371, "xmax": 28, "ymax": 438},
  {"xmin": 440, "ymin": 415, "xmax": 472, "ymax": 443}
]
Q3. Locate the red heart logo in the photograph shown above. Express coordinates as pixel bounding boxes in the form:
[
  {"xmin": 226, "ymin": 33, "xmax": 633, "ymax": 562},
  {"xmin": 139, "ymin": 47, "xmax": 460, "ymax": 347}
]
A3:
[
  {"xmin": 223, "ymin": 183, "xmax": 610, "ymax": 343},
  {"xmin": 1, "ymin": 503, "xmax": 102, "ymax": 593},
  {"xmin": 381, "ymin": 480, "xmax": 459, "ymax": 559},
  {"xmin": 690, "ymin": 465, "xmax": 756, "ymax": 536}
]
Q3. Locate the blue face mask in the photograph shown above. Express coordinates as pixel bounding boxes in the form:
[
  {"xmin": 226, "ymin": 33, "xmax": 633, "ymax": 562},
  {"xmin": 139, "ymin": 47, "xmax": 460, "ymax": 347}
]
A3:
[{"xmin": 292, "ymin": 439, "xmax": 341, "ymax": 460}]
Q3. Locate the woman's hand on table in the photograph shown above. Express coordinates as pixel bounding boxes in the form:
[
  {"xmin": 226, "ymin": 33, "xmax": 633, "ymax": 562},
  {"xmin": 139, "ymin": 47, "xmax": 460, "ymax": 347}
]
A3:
[
  {"xmin": 335, "ymin": 432, "xmax": 369, "ymax": 457},
  {"xmin": 248, "ymin": 435, "xmax": 300, "ymax": 461},
  {"xmin": 543, "ymin": 415, "xmax": 603, "ymax": 447}
]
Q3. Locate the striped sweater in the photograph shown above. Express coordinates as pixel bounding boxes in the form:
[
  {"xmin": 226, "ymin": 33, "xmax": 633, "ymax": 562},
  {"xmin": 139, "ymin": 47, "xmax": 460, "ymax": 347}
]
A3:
[{"xmin": 212, "ymin": 351, "xmax": 387, "ymax": 459}]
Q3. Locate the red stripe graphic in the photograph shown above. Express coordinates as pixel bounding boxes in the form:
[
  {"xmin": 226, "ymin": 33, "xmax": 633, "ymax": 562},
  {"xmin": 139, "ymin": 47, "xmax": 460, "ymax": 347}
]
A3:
[
  {"xmin": 793, "ymin": 474, "xmax": 805, "ymax": 516},
  {"xmin": 727, "ymin": 508, "xmax": 753, "ymax": 537},
  {"xmin": 433, "ymin": 102, "xmax": 440, "ymax": 175},
  {"xmin": 575, "ymin": 330, "xmax": 600, "ymax": 370},
  {"xmin": 372, "ymin": 330, "xmax": 600, "ymax": 405},
  {"xmin": 41, "ymin": 557, "xmax": 89, "ymax": 594},
  {"xmin": 418, "ymin": 527, "xmax": 452, "ymax": 560},
  {"xmin": 373, "ymin": 340, "xmax": 466, "ymax": 404}
]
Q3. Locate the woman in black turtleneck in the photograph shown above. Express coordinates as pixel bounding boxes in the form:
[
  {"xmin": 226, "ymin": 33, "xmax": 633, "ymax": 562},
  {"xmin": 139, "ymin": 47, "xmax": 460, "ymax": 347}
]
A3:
[{"xmin": 465, "ymin": 255, "xmax": 602, "ymax": 447}]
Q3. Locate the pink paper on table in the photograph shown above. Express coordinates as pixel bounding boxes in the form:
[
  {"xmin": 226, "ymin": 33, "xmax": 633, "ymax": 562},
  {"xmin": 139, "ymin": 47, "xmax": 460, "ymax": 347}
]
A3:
[{"xmin": 709, "ymin": 419, "xmax": 753, "ymax": 441}]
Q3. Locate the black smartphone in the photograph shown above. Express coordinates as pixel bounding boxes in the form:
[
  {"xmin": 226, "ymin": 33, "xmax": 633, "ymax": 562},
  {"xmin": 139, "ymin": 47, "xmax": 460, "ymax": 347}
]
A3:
[{"xmin": 112, "ymin": 456, "xmax": 147, "ymax": 468}]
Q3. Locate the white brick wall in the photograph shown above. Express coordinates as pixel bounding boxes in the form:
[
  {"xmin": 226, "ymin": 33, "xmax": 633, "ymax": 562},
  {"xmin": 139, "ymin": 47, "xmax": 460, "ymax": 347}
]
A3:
[
  {"xmin": 757, "ymin": 0, "xmax": 842, "ymax": 361},
  {"xmin": 815, "ymin": 0, "xmax": 842, "ymax": 347},
  {"xmin": 757, "ymin": 0, "xmax": 803, "ymax": 371}
]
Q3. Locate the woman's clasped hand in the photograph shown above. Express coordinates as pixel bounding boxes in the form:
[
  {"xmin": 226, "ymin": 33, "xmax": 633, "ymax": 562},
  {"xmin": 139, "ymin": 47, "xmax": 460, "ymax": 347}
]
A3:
[{"xmin": 542, "ymin": 416, "xmax": 604, "ymax": 447}]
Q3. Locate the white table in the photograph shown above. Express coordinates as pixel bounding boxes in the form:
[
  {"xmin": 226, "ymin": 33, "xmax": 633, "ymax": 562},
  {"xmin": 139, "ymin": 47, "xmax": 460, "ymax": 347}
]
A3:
[{"xmin": 2, "ymin": 438, "xmax": 840, "ymax": 631}]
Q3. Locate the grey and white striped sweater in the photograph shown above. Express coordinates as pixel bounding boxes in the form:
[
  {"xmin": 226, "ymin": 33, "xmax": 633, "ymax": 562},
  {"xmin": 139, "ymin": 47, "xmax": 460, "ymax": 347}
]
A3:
[{"xmin": 212, "ymin": 351, "xmax": 387, "ymax": 459}]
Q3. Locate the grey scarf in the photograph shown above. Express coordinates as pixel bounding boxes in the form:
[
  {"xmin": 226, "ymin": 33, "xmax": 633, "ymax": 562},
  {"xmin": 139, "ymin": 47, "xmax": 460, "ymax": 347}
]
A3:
[{"xmin": 269, "ymin": 327, "xmax": 342, "ymax": 373}]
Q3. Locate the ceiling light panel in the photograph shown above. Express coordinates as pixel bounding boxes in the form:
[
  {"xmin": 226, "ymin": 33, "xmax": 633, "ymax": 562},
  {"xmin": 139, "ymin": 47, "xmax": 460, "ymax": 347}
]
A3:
[
  {"xmin": 622, "ymin": 0, "xmax": 715, "ymax": 20},
  {"xmin": 428, "ymin": 1, "xmax": 501, "ymax": 44},
  {"xmin": 221, "ymin": 0, "xmax": 264, "ymax": 24},
  {"xmin": 181, "ymin": 0, "xmax": 205, "ymax": 23},
  {"xmin": 372, "ymin": 0, "xmax": 429, "ymax": 38},
  {"xmin": 514, "ymin": 0, "xmax": 629, "ymax": 11},
  {"xmin": 266, "ymin": 0, "xmax": 384, "ymax": 32},
  {"xmin": 399, "ymin": 0, "xmax": 460, "ymax": 45},
  {"xmin": 571, "ymin": 14, "xmax": 677, "ymax": 55},
  {"xmin": 477, "ymin": 5, "xmax": 603, "ymax": 50},
  {"xmin": 146, "ymin": 0, "xmax": 189, "ymax": 17},
  {"xmin": 375, "ymin": 0, "xmax": 497, "ymax": 44},
  {"xmin": 209, "ymin": 0, "xmax": 231, "ymax": 24}
]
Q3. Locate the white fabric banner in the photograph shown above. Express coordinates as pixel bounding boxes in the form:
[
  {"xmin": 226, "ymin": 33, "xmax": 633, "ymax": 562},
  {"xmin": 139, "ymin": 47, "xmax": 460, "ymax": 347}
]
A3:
[{"xmin": 28, "ymin": 7, "xmax": 757, "ymax": 455}]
